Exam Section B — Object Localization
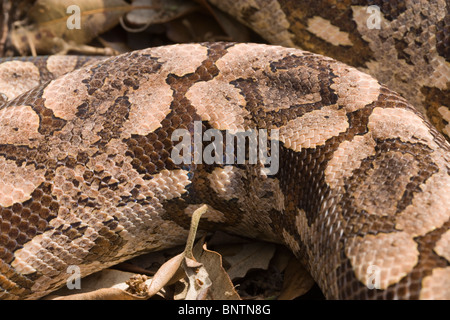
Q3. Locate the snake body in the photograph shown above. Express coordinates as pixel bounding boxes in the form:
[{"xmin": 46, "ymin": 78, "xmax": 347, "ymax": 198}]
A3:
[
  {"xmin": 209, "ymin": 0, "xmax": 450, "ymax": 142},
  {"xmin": 0, "ymin": 42, "xmax": 449, "ymax": 300}
]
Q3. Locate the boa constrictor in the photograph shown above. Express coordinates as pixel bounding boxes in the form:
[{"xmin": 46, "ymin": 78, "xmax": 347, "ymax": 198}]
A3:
[
  {"xmin": 0, "ymin": 1, "xmax": 449, "ymax": 300},
  {"xmin": 0, "ymin": 42, "xmax": 449, "ymax": 300}
]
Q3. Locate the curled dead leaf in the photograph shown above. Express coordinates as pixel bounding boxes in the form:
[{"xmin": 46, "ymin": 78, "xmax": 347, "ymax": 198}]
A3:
[
  {"xmin": 146, "ymin": 252, "xmax": 185, "ymax": 297},
  {"xmin": 192, "ymin": 240, "xmax": 241, "ymax": 300}
]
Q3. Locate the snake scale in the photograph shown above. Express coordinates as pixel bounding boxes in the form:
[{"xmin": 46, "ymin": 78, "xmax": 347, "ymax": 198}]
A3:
[{"xmin": 0, "ymin": 1, "xmax": 449, "ymax": 300}]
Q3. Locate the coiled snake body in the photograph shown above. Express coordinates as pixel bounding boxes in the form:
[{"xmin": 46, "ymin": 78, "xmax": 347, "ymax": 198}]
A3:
[
  {"xmin": 0, "ymin": 42, "xmax": 448, "ymax": 300},
  {"xmin": 0, "ymin": 0, "xmax": 449, "ymax": 300}
]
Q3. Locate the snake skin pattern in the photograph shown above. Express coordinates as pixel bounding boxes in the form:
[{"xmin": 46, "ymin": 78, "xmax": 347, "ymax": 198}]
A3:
[
  {"xmin": 0, "ymin": 42, "xmax": 449, "ymax": 300},
  {"xmin": 209, "ymin": 0, "xmax": 450, "ymax": 141}
]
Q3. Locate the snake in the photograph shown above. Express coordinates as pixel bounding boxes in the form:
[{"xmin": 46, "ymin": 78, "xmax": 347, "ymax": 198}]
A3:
[
  {"xmin": 208, "ymin": 0, "xmax": 450, "ymax": 142},
  {"xmin": 0, "ymin": 1, "xmax": 449, "ymax": 300}
]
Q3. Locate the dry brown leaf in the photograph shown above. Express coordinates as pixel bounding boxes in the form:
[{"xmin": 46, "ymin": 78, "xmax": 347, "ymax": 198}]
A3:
[
  {"xmin": 183, "ymin": 256, "xmax": 212, "ymax": 300},
  {"xmin": 278, "ymin": 257, "xmax": 315, "ymax": 300},
  {"xmin": 146, "ymin": 251, "xmax": 184, "ymax": 297},
  {"xmin": 184, "ymin": 204, "xmax": 208, "ymax": 259},
  {"xmin": 192, "ymin": 240, "xmax": 241, "ymax": 300},
  {"xmin": 222, "ymin": 242, "xmax": 276, "ymax": 280}
]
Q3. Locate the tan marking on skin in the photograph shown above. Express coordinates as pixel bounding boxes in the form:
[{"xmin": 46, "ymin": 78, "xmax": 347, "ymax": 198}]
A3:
[
  {"xmin": 186, "ymin": 80, "xmax": 249, "ymax": 131},
  {"xmin": 208, "ymin": 166, "xmax": 239, "ymax": 201},
  {"xmin": 279, "ymin": 104, "xmax": 349, "ymax": 151},
  {"xmin": 124, "ymin": 84, "xmax": 173, "ymax": 136},
  {"xmin": 11, "ymin": 234, "xmax": 46, "ymax": 275},
  {"xmin": 147, "ymin": 169, "xmax": 190, "ymax": 201},
  {"xmin": 366, "ymin": 107, "xmax": 450, "ymax": 235},
  {"xmin": 42, "ymin": 67, "xmax": 91, "ymax": 120},
  {"xmin": 295, "ymin": 209, "xmax": 311, "ymax": 244},
  {"xmin": 184, "ymin": 204, "xmax": 226, "ymax": 223},
  {"xmin": 345, "ymin": 232, "xmax": 419, "ymax": 290},
  {"xmin": 141, "ymin": 43, "xmax": 208, "ymax": 76},
  {"xmin": 420, "ymin": 268, "xmax": 450, "ymax": 300},
  {"xmin": 368, "ymin": 107, "xmax": 435, "ymax": 145},
  {"xmin": 330, "ymin": 63, "xmax": 381, "ymax": 112},
  {"xmin": 325, "ymin": 134, "xmax": 377, "ymax": 189},
  {"xmin": 282, "ymin": 229, "xmax": 301, "ymax": 253},
  {"xmin": 121, "ymin": 45, "xmax": 206, "ymax": 136},
  {"xmin": 306, "ymin": 16, "xmax": 353, "ymax": 47},
  {"xmin": 429, "ymin": 55, "xmax": 450, "ymax": 91},
  {"xmin": 395, "ymin": 170, "xmax": 450, "ymax": 237},
  {"xmin": 208, "ymin": 0, "xmax": 296, "ymax": 47},
  {"xmin": 0, "ymin": 157, "xmax": 46, "ymax": 207},
  {"xmin": 434, "ymin": 229, "xmax": 450, "ymax": 262},
  {"xmin": 0, "ymin": 105, "xmax": 44, "ymax": 147},
  {"xmin": 46, "ymin": 55, "xmax": 79, "ymax": 77},
  {"xmin": 10, "ymin": 249, "xmax": 38, "ymax": 275},
  {"xmin": 0, "ymin": 61, "xmax": 40, "ymax": 100}
]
